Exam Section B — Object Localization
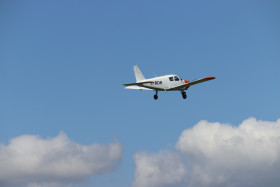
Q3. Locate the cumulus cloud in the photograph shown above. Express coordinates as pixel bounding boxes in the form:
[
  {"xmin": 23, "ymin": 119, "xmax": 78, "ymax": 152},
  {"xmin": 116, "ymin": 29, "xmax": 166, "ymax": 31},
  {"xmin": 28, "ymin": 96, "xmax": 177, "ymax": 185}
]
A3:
[
  {"xmin": 132, "ymin": 151, "xmax": 187, "ymax": 187},
  {"xmin": 133, "ymin": 117, "xmax": 280, "ymax": 187},
  {"xmin": 0, "ymin": 132, "xmax": 123, "ymax": 187}
]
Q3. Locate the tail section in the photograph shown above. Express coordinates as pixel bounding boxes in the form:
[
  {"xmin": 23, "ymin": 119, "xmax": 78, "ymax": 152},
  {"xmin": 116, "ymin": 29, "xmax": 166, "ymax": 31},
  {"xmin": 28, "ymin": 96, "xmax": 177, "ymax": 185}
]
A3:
[{"xmin": 133, "ymin": 65, "xmax": 145, "ymax": 82}]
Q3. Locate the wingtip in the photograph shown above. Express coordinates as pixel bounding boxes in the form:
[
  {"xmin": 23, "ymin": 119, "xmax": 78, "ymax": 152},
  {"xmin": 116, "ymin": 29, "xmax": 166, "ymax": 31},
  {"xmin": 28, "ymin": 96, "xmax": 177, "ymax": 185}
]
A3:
[{"xmin": 204, "ymin": 76, "xmax": 216, "ymax": 80}]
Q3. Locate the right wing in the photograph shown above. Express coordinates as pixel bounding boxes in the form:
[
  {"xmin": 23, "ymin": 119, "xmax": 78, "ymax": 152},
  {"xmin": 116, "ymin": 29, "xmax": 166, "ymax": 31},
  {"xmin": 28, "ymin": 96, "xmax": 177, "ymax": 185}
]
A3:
[
  {"xmin": 170, "ymin": 76, "xmax": 215, "ymax": 90},
  {"xmin": 185, "ymin": 76, "xmax": 216, "ymax": 87}
]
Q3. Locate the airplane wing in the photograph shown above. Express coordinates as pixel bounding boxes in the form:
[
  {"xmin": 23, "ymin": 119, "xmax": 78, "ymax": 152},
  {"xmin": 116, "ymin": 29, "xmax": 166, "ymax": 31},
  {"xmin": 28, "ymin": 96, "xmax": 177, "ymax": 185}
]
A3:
[
  {"xmin": 186, "ymin": 76, "xmax": 216, "ymax": 86},
  {"xmin": 170, "ymin": 76, "xmax": 215, "ymax": 90},
  {"xmin": 124, "ymin": 86, "xmax": 153, "ymax": 90},
  {"xmin": 123, "ymin": 81, "xmax": 153, "ymax": 86}
]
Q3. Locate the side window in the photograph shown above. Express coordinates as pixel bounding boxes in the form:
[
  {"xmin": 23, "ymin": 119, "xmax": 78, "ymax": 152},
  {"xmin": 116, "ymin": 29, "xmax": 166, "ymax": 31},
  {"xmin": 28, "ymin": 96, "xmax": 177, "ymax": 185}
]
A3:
[
  {"xmin": 174, "ymin": 76, "xmax": 179, "ymax": 81},
  {"xmin": 169, "ymin": 77, "xmax": 174, "ymax": 81}
]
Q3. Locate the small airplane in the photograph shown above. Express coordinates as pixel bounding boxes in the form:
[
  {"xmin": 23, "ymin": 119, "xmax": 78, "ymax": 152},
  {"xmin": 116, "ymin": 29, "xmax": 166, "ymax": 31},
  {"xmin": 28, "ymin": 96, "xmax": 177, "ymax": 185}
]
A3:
[{"xmin": 123, "ymin": 65, "xmax": 215, "ymax": 100}]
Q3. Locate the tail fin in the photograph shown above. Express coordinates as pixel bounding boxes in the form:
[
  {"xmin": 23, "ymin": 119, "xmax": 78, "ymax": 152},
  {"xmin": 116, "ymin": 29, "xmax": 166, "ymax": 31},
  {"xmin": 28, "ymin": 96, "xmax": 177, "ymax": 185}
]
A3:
[{"xmin": 133, "ymin": 65, "xmax": 145, "ymax": 82}]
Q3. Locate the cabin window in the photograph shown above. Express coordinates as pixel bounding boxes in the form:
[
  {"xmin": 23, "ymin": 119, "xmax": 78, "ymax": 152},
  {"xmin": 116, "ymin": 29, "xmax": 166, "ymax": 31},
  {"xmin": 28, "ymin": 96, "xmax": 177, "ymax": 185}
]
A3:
[
  {"xmin": 169, "ymin": 77, "xmax": 174, "ymax": 81},
  {"xmin": 174, "ymin": 76, "xmax": 179, "ymax": 81}
]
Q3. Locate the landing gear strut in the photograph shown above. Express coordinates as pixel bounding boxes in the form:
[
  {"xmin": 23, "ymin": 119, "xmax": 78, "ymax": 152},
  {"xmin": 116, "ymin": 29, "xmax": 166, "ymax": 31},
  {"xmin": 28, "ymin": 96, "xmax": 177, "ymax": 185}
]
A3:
[
  {"xmin": 181, "ymin": 91, "xmax": 187, "ymax": 99},
  {"xmin": 154, "ymin": 90, "xmax": 158, "ymax": 100}
]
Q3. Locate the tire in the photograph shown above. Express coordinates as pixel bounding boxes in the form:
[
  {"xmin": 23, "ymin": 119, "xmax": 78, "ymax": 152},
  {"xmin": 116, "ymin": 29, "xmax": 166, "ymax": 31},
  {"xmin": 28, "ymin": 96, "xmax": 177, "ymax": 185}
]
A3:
[
  {"xmin": 154, "ymin": 95, "xmax": 158, "ymax": 100},
  {"xmin": 182, "ymin": 92, "xmax": 187, "ymax": 99}
]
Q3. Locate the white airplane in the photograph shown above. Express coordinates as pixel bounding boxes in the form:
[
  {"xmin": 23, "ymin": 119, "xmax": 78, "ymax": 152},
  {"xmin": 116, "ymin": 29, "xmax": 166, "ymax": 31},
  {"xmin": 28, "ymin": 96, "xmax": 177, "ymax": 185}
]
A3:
[{"xmin": 124, "ymin": 65, "xmax": 215, "ymax": 100}]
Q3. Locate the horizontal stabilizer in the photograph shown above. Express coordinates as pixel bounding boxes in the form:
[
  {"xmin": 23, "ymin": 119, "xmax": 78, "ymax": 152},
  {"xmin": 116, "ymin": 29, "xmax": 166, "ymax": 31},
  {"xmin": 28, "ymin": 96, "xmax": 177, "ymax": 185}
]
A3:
[
  {"xmin": 125, "ymin": 86, "xmax": 153, "ymax": 90},
  {"xmin": 123, "ymin": 81, "xmax": 153, "ymax": 86}
]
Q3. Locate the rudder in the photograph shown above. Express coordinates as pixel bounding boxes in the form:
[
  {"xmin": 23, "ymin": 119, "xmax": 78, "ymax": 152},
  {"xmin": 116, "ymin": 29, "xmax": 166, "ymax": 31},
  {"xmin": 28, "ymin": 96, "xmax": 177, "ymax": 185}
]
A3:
[{"xmin": 133, "ymin": 65, "xmax": 145, "ymax": 82}]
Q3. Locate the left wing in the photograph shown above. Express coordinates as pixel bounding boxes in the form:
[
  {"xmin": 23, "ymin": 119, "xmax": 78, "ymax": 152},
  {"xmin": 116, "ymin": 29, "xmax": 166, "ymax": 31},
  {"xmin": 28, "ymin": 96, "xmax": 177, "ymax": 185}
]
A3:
[{"xmin": 170, "ymin": 76, "xmax": 215, "ymax": 90}]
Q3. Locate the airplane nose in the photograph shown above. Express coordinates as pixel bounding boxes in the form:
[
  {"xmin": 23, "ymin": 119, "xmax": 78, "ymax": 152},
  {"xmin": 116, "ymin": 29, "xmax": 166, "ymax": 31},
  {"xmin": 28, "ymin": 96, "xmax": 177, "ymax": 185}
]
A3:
[{"xmin": 184, "ymin": 80, "xmax": 190, "ymax": 83}]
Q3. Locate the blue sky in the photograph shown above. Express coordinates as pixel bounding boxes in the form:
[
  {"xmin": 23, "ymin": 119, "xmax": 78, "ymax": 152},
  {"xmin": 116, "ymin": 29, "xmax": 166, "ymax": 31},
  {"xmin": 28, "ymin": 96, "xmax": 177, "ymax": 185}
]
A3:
[{"xmin": 1, "ymin": 1, "xmax": 280, "ymax": 187}]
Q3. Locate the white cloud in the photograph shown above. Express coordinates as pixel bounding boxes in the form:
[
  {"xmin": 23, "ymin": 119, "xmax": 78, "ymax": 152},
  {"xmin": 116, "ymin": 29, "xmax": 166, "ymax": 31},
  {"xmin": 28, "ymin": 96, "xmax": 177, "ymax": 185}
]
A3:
[
  {"xmin": 0, "ymin": 132, "xmax": 123, "ymax": 187},
  {"xmin": 133, "ymin": 117, "xmax": 280, "ymax": 187},
  {"xmin": 132, "ymin": 151, "xmax": 187, "ymax": 187}
]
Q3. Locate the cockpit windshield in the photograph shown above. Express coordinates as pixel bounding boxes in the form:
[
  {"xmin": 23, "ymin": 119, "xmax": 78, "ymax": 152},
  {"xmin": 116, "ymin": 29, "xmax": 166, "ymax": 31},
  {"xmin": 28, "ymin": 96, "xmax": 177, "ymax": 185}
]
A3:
[{"xmin": 174, "ymin": 76, "xmax": 179, "ymax": 81}]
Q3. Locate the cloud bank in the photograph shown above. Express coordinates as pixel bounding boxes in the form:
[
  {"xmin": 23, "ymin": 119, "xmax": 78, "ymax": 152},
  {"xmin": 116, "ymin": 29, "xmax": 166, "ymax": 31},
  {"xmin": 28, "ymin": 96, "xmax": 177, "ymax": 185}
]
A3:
[
  {"xmin": 0, "ymin": 132, "xmax": 123, "ymax": 187},
  {"xmin": 133, "ymin": 118, "xmax": 280, "ymax": 187},
  {"xmin": 133, "ymin": 151, "xmax": 187, "ymax": 187}
]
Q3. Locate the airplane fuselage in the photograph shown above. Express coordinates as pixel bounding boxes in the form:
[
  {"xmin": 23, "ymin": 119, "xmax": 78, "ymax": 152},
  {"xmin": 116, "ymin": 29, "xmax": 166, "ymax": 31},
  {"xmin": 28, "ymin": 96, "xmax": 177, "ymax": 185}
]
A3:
[{"xmin": 140, "ymin": 74, "xmax": 189, "ymax": 91}]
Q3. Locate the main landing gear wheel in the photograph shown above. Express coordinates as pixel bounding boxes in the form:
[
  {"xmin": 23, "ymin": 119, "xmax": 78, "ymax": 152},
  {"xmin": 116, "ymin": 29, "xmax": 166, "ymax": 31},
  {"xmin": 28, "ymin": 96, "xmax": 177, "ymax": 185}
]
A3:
[
  {"xmin": 182, "ymin": 91, "xmax": 187, "ymax": 99},
  {"xmin": 154, "ymin": 90, "xmax": 158, "ymax": 100},
  {"xmin": 154, "ymin": 94, "xmax": 158, "ymax": 100}
]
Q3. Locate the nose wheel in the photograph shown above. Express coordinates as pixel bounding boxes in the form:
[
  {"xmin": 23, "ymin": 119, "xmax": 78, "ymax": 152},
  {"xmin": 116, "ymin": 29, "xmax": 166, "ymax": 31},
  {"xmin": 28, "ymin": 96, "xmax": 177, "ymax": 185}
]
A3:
[
  {"xmin": 154, "ymin": 90, "xmax": 158, "ymax": 100},
  {"xmin": 181, "ymin": 91, "xmax": 187, "ymax": 99}
]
